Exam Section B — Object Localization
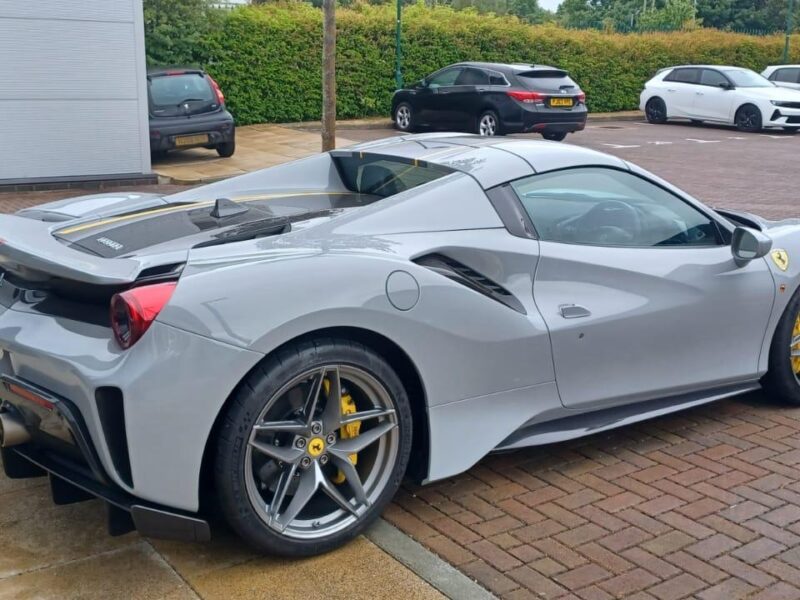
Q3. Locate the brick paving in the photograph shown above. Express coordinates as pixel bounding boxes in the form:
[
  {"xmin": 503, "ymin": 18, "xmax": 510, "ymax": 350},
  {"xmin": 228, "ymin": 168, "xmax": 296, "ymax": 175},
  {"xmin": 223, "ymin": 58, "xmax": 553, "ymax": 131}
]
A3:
[{"xmin": 385, "ymin": 396, "xmax": 800, "ymax": 599}]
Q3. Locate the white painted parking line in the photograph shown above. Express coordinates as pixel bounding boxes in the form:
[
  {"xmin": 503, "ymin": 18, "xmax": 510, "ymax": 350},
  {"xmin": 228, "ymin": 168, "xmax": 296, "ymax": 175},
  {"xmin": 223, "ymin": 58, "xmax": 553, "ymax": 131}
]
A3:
[
  {"xmin": 761, "ymin": 135, "xmax": 791, "ymax": 139},
  {"xmin": 685, "ymin": 138, "xmax": 720, "ymax": 144},
  {"xmin": 648, "ymin": 141, "xmax": 672, "ymax": 145},
  {"xmin": 727, "ymin": 136, "xmax": 748, "ymax": 140},
  {"xmin": 602, "ymin": 143, "xmax": 641, "ymax": 149}
]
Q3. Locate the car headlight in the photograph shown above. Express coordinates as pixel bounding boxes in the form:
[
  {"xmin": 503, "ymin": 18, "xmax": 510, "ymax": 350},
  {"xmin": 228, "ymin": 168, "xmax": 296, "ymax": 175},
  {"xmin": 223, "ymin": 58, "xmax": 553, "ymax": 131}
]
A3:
[{"xmin": 771, "ymin": 100, "xmax": 800, "ymax": 107}]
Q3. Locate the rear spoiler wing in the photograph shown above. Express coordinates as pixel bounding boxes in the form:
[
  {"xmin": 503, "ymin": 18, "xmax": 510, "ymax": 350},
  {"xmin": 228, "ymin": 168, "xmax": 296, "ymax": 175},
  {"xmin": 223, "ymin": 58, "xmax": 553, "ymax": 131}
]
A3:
[{"xmin": 0, "ymin": 215, "xmax": 185, "ymax": 286}]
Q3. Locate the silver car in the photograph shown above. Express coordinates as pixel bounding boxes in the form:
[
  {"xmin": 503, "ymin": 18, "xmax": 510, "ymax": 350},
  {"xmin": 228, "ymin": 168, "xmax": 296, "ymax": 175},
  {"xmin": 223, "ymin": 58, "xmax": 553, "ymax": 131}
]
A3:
[{"xmin": 0, "ymin": 134, "xmax": 798, "ymax": 556}]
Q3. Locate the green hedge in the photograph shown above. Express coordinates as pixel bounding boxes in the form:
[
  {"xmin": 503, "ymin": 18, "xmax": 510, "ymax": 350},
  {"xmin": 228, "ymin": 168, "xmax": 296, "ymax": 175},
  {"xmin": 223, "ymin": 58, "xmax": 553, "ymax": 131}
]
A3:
[{"xmin": 197, "ymin": 3, "xmax": 800, "ymax": 125}]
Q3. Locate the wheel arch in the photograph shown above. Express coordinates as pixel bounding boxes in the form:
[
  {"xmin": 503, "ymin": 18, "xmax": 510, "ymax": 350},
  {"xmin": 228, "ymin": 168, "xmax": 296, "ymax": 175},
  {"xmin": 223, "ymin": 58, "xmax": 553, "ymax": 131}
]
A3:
[
  {"xmin": 734, "ymin": 102, "xmax": 764, "ymax": 125},
  {"xmin": 197, "ymin": 326, "xmax": 431, "ymax": 509},
  {"xmin": 646, "ymin": 95, "xmax": 667, "ymax": 117}
]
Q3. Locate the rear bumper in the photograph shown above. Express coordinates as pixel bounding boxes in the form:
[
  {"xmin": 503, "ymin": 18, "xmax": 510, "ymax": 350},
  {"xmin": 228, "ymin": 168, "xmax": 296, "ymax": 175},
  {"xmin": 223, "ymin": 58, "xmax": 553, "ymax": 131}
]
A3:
[
  {"xmin": 519, "ymin": 107, "xmax": 588, "ymax": 134},
  {"xmin": 149, "ymin": 110, "xmax": 235, "ymax": 152}
]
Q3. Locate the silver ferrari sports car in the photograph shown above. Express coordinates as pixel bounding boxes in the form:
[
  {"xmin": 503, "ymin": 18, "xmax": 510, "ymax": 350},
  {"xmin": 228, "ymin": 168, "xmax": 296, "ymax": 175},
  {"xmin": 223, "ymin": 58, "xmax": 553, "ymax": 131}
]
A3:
[{"xmin": 0, "ymin": 133, "xmax": 798, "ymax": 556}]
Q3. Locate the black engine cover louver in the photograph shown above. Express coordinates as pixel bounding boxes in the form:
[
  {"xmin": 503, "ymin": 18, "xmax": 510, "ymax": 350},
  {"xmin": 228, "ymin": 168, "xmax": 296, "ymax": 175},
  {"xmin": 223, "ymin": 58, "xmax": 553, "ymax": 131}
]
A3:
[{"xmin": 413, "ymin": 253, "xmax": 526, "ymax": 314}]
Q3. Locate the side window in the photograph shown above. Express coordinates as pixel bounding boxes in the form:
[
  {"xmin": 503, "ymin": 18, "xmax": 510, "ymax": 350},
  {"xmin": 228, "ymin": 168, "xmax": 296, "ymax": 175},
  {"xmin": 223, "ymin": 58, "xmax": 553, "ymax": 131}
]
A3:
[
  {"xmin": 509, "ymin": 168, "xmax": 722, "ymax": 247},
  {"xmin": 454, "ymin": 68, "xmax": 489, "ymax": 86},
  {"xmin": 487, "ymin": 70, "xmax": 508, "ymax": 86},
  {"xmin": 427, "ymin": 68, "xmax": 463, "ymax": 88},
  {"xmin": 665, "ymin": 68, "xmax": 699, "ymax": 84},
  {"xmin": 700, "ymin": 69, "xmax": 729, "ymax": 87},
  {"xmin": 774, "ymin": 67, "xmax": 800, "ymax": 83}
]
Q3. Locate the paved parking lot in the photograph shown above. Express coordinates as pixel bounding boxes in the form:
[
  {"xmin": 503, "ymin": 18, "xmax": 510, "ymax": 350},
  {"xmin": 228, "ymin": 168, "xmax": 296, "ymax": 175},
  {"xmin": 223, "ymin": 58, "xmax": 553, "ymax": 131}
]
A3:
[{"xmin": 1, "ymin": 119, "xmax": 800, "ymax": 599}]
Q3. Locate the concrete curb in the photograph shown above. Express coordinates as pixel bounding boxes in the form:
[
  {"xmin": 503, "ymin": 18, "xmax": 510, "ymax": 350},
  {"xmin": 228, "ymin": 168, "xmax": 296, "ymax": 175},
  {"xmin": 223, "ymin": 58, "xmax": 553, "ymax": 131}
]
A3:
[
  {"xmin": 365, "ymin": 519, "xmax": 497, "ymax": 600},
  {"xmin": 280, "ymin": 111, "xmax": 645, "ymax": 132}
]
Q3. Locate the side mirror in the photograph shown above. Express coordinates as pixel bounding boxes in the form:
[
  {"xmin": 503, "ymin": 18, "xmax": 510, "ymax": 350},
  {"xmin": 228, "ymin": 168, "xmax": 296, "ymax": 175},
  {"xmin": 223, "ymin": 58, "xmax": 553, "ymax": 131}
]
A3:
[
  {"xmin": 417, "ymin": 79, "xmax": 428, "ymax": 88},
  {"xmin": 718, "ymin": 81, "xmax": 733, "ymax": 90},
  {"xmin": 731, "ymin": 226, "xmax": 772, "ymax": 267}
]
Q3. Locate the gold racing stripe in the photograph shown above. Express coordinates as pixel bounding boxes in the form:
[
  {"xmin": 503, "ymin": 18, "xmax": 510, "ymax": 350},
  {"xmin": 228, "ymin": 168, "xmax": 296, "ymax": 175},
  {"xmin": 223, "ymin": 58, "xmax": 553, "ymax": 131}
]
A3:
[{"xmin": 56, "ymin": 191, "xmax": 354, "ymax": 236}]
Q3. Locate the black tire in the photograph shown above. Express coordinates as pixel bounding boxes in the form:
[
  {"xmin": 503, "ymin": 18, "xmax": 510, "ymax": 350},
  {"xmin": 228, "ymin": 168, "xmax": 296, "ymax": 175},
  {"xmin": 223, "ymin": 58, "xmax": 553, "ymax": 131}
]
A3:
[
  {"xmin": 393, "ymin": 102, "xmax": 415, "ymax": 132},
  {"xmin": 542, "ymin": 131, "xmax": 568, "ymax": 142},
  {"xmin": 762, "ymin": 287, "xmax": 800, "ymax": 406},
  {"xmin": 216, "ymin": 138, "xmax": 236, "ymax": 158},
  {"xmin": 151, "ymin": 150, "xmax": 167, "ymax": 160},
  {"xmin": 735, "ymin": 104, "xmax": 763, "ymax": 133},
  {"xmin": 690, "ymin": 119, "xmax": 703, "ymax": 125},
  {"xmin": 214, "ymin": 338, "xmax": 413, "ymax": 556},
  {"xmin": 477, "ymin": 110, "xmax": 502, "ymax": 136},
  {"xmin": 645, "ymin": 97, "xmax": 668, "ymax": 124}
]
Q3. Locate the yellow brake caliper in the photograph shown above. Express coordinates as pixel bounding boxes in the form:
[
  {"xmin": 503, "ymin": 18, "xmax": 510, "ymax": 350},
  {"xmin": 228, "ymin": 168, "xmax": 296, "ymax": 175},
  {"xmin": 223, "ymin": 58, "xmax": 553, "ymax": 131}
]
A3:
[
  {"xmin": 792, "ymin": 314, "xmax": 800, "ymax": 374},
  {"xmin": 323, "ymin": 380, "xmax": 361, "ymax": 484}
]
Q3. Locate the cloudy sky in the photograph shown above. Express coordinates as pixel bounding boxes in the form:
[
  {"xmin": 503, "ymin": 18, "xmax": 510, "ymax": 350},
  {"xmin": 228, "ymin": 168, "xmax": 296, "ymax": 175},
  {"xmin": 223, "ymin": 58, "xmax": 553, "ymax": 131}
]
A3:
[{"xmin": 540, "ymin": 0, "xmax": 563, "ymax": 11}]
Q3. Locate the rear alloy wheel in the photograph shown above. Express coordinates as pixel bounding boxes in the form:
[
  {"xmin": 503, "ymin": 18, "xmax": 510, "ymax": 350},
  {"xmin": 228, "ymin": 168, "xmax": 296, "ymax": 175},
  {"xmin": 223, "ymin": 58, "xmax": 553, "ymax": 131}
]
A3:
[
  {"xmin": 542, "ymin": 131, "xmax": 568, "ymax": 142},
  {"xmin": 735, "ymin": 104, "xmax": 762, "ymax": 133},
  {"xmin": 645, "ymin": 98, "xmax": 668, "ymax": 124},
  {"xmin": 478, "ymin": 110, "xmax": 501, "ymax": 136},
  {"xmin": 215, "ymin": 339, "xmax": 412, "ymax": 556},
  {"xmin": 762, "ymin": 287, "xmax": 800, "ymax": 406},
  {"xmin": 394, "ymin": 103, "xmax": 415, "ymax": 132}
]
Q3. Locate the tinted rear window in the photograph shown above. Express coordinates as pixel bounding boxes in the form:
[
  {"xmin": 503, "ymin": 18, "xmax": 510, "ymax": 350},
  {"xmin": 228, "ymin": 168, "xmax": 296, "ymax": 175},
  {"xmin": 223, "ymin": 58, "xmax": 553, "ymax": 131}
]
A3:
[
  {"xmin": 149, "ymin": 73, "xmax": 214, "ymax": 106},
  {"xmin": 664, "ymin": 68, "xmax": 700, "ymax": 84},
  {"xmin": 517, "ymin": 70, "xmax": 579, "ymax": 92},
  {"xmin": 333, "ymin": 154, "xmax": 452, "ymax": 198}
]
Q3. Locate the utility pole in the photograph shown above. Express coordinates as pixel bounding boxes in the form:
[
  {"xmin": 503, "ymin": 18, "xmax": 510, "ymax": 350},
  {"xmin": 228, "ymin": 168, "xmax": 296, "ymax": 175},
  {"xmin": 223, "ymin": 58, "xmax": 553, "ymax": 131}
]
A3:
[
  {"xmin": 321, "ymin": 0, "xmax": 336, "ymax": 151},
  {"xmin": 395, "ymin": 0, "xmax": 403, "ymax": 89},
  {"xmin": 784, "ymin": 0, "xmax": 796, "ymax": 64}
]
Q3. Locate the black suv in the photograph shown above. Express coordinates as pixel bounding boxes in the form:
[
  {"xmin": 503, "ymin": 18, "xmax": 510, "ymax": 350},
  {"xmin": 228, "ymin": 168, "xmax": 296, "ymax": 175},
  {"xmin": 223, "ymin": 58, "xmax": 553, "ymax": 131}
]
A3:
[
  {"xmin": 391, "ymin": 62, "xmax": 587, "ymax": 141},
  {"xmin": 147, "ymin": 68, "xmax": 235, "ymax": 158}
]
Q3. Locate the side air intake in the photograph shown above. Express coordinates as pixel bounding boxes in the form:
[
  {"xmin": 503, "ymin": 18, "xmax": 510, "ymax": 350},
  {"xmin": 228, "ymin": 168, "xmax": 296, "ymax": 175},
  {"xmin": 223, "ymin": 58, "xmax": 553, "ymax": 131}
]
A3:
[{"xmin": 413, "ymin": 253, "xmax": 525, "ymax": 314}]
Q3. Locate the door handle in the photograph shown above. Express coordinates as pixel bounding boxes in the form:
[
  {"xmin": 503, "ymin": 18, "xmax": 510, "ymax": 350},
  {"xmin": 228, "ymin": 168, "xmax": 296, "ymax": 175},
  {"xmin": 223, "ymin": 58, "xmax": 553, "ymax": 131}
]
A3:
[
  {"xmin": 667, "ymin": 88, "xmax": 676, "ymax": 92},
  {"xmin": 696, "ymin": 91, "xmax": 704, "ymax": 96},
  {"xmin": 559, "ymin": 304, "xmax": 591, "ymax": 319}
]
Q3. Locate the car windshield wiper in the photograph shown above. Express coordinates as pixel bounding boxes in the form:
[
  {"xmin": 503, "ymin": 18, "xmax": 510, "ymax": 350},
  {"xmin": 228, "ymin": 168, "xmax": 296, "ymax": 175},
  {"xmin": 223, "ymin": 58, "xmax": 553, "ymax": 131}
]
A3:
[{"xmin": 177, "ymin": 98, "xmax": 208, "ymax": 105}]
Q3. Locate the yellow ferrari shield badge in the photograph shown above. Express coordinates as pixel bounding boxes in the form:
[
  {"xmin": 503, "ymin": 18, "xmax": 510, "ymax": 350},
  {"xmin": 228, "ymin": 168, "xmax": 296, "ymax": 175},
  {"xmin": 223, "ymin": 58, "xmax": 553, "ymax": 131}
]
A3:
[{"xmin": 771, "ymin": 249, "xmax": 789, "ymax": 272}]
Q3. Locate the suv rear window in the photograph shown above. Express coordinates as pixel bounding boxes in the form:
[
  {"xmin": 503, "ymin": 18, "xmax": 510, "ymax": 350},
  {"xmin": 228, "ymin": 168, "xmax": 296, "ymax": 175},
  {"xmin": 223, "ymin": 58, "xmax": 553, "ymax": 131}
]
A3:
[
  {"xmin": 148, "ymin": 73, "xmax": 214, "ymax": 107},
  {"xmin": 333, "ymin": 154, "xmax": 452, "ymax": 198},
  {"xmin": 516, "ymin": 70, "xmax": 579, "ymax": 93}
]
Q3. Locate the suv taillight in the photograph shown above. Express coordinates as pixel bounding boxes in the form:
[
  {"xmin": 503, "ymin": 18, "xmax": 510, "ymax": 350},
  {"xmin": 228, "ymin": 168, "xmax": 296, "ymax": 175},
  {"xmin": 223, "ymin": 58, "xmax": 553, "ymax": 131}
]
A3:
[
  {"xmin": 110, "ymin": 282, "xmax": 177, "ymax": 349},
  {"xmin": 577, "ymin": 92, "xmax": 586, "ymax": 103},
  {"xmin": 507, "ymin": 90, "xmax": 546, "ymax": 104},
  {"xmin": 208, "ymin": 76, "xmax": 225, "ymax": 105}
]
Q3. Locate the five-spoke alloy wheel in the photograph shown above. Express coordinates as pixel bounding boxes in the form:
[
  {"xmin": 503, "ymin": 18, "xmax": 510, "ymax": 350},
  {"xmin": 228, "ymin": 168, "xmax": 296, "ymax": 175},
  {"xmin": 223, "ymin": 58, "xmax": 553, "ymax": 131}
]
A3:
[
  {"xmin": 215, "ymin": 339, "xmax": 412, "ymax": 556},
  {"xmin": 478, "ymin": 110, "xmax": 500, "ymax": 136}
]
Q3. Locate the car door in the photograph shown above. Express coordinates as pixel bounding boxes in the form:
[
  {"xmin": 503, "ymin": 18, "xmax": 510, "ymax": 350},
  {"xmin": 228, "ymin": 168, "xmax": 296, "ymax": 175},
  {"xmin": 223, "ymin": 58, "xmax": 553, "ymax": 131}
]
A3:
[
  {"xmin": 693, "ymin": 69, "xmax": 737, "ymax": 121},
  {"xmin": 450, "ymin": 67, "xmax": 491, "ymax": 129},
  {"xmin": 662, "ymin": 68, "xmax": 701, "ymax": 117},
  {"xmin": 508, "ymin": 167, "xmax": 774, "ymax": 410},
  {"xmin": 418, "ymin": 67, "xmax": 464, "ymax": 127}
]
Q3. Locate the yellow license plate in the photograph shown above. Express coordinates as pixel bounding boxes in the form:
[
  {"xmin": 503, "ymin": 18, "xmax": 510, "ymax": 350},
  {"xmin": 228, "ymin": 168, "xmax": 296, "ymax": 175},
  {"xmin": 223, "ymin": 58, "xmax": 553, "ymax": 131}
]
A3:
[
  {"xmin": 549, "ymin": 98, "xmax": 574, "ymax": 108},
  {"xmin": 174, "ymin": 134, "xmax": 209, "ymax": 147}
]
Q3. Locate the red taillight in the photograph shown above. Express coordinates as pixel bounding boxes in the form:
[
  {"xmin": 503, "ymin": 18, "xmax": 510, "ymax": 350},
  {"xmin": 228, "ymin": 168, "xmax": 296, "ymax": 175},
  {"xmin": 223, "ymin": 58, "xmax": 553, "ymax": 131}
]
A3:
[
  {"xmin": 110, "ymin": 282, "xmax": 177, "ymax": 349},
  {"xmin": 507, "ymin": 90, "xmax": 546, "ymax": 104},
  {"xmin": 208, "ymin": 76, "xmax": 225, "ymax": 105},
  {"xmin": 577, "ymin": 92, "xmax": 586, "ymax": 103}
]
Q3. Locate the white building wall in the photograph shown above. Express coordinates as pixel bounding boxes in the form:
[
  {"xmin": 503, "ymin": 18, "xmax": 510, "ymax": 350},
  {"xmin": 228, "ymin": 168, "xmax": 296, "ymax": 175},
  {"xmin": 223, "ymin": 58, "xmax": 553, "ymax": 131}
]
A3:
[{"xmin": 0, "ymin": 0, "xmax": 151, "ymax": 182}]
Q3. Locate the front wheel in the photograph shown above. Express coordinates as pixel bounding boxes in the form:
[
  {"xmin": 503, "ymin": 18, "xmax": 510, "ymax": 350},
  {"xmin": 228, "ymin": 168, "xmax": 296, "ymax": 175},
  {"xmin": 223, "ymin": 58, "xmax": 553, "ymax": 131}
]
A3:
[
  {"xmin": 214, "ymin": 339, "xmax": 413, "ymax": 556},
  {"xmin": 645, "ymin": 97, "xmax": 668, "ymax": 124},
  {"xmin": 735, "ymin": 104, "xmax": 762, "ymax": 133},
  {"xmin": 762, "ymin": 288, "xmax": 800, "ymax": 405},
  {"xmin": 542, "ymin": 131, "xmax": 568, "ymax": 142},
  {"xmin": 394, "ymin": 103, "xmax": 415, "ymax": 132}
]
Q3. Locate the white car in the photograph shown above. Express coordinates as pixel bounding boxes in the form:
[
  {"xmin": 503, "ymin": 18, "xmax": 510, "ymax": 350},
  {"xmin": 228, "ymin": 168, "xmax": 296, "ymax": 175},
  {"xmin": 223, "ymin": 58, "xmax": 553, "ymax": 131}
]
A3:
[
  {"xmin": 762, "ymin": 65, "xmax": 800, "ymax": 90},
  {"xmin": 640, "ymin": 65, "xmax": 800, "ymax": 133}
]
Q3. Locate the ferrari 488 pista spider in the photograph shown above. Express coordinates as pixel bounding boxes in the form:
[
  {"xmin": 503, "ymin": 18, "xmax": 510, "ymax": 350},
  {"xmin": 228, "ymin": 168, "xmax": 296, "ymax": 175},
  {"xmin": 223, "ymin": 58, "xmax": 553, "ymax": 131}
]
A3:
[{"xmin": 0, "ymin": 133, "xmax": 798, "ymax": 556}]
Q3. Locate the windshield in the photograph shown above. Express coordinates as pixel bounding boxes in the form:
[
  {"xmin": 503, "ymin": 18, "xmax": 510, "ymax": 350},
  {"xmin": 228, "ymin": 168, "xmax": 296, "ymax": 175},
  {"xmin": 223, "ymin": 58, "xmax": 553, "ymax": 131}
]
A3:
[{"xmin": 723, "ymin": 69, "xmax": 774, "ymax": 88}]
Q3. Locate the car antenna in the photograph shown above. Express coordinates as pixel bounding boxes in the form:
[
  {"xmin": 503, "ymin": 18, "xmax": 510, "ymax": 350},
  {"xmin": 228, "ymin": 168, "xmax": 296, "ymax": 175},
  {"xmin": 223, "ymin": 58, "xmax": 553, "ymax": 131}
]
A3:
[{"xmin": 211, "ymin": 197, "xmax": 249, "ymax": 218}]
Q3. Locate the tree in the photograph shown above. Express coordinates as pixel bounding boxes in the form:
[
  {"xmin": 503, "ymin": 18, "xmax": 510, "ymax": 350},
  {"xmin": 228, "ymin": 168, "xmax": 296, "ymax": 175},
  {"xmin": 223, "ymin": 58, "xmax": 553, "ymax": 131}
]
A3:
[
  {"xmin": 143, "ymin": 0, "xmax": 216, "ymax": 66},
  {"xmin": 638, "ymin": 0, "xmax": 696, "ymax": 30},
  {"xmin": 507, "ymin": 0, "xmax": 549, "ymax": 23}
]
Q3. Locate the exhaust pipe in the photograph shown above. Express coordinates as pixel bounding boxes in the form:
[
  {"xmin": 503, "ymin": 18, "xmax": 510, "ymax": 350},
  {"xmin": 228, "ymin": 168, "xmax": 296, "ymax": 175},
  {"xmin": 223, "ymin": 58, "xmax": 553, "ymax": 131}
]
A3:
[{"xmin": 0, "ymin": 412, "xmax": 30, "ymax": 447}]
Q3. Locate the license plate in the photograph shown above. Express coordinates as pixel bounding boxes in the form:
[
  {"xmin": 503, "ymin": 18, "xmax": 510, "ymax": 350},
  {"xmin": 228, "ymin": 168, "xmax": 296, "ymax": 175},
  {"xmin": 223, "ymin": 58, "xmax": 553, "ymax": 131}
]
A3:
[
  {"xmin": 549, "ymin": 98, "xmax": 574, "ymax": 108},
  {"xmin": 174, "ymin": 134, "xmax": 209, "ymax": 147}
]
